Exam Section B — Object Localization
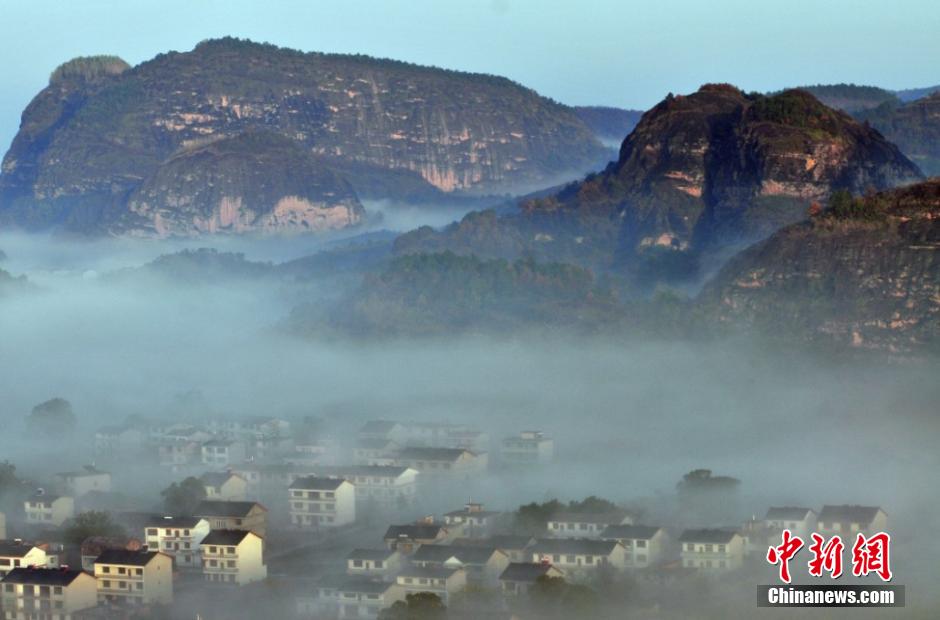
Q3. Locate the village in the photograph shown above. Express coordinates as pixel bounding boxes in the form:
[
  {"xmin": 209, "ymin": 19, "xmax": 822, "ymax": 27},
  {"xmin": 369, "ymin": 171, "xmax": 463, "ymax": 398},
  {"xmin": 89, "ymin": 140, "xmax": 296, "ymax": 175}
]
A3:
[{"xmin": 0, "ymin": 414, "xmax": 892, "ymax": 619}]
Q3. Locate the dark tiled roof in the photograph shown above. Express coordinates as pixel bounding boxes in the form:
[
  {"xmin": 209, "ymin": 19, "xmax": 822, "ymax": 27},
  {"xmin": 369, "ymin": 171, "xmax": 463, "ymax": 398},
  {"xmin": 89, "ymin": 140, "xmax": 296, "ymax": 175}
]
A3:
[
  {"xmin": 412, "ymin": 544, "xmax": 500, "ymax": 565},
  {"xmin": 765, "ymin": 507, "xmax": 814, "ymax": 521},
  {"xmin": 194, "ymin": 500, "xmax": 265, "ymax": 517},
  {"xmin": 347, "ymin": 548, "xmax": 396, "ymax": 561},
  {"xmin": 550, "ymin": 511, "xmax": 628, "ymax": 525},
  {"xmin": 397, "ymin": 447, "xmax": 473, "ymax": 461},
  {"xmin": 289, "ymin": 476, "xmax": 347, "ymax": 491},
  {"xmin": 818, "ymin": 505, "xmax": 883, "ymax": 524},
  {"xmin": 202, "ymin": 529, "xmax": 252, "ymax": 546},
  {"xmin": 0, "ymin": 541, "xmax": 40, "ymax": 558},
  {"xmin": 600, "ymin": 525, "xmax": 663, "ymax": 540},
  {"xmin": 384, "ymin": 524, "xmax": 443, "ymax": 540},
  {"xmin": 499, "ymin": 562, "xmax": 559, "ymax": 582},
  {"xmin": 531, "ymin": 538, "xmax": 620, "ymax": 555},
  {"xmin": 95, "ymin": 550, "xmax": 159, "ymax": 567},
  {"xmin": 200, "ymin": 472, "xmax": 240, "ymax": 487},
  {"xmin": 398, "ymin": 566, "xmax": 460, "ymax": 579},
  {"xmin": 317, "ymin": 466, "xmax": 411, "ymax": 478},
  {"xmin": 678, "ymin": 529, "xmax": 738, "ymax": 544},
  {"xmin": 144, "ymin": 515, "xmax": 204, "ymax": 528},
  {"xmin": 1, "ymin": 568, "xmax": 86, "ymax": 586}
]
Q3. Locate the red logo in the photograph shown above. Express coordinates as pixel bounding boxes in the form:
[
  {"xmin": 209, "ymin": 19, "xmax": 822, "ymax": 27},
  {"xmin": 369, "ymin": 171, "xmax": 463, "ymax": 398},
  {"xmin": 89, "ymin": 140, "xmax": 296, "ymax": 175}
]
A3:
[
  {"xmin": 768, "ymin": 530, "xmax": 893, "ymax": 582},
  {"xmin": 851, "ymin": 532, "xmax": 892, "ymax": 582},
  {"xmin": 766, "ymin": 529, "xmax": 803, "ymax": 583}
]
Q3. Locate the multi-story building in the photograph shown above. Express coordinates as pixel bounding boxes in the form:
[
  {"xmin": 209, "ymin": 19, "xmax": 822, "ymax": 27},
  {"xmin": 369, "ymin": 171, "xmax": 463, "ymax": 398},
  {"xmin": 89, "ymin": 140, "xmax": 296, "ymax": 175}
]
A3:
[
  {"xmin": 304, "ymin": 576, "xmax": 404, "ymax": 620},
  {"xmin": 199, "ymin": 472, "xmax": 248, "ymax": 501},
  {"xmin": 383, "ymin": 523, "xmax": 451, "ymax": 554},
  {"xmin": 201, "ymin": 440, "xmax": 246, "ymax": 468},
  {"xmin": 764, "ymin": 507, "xmax": 817, "ymax": 540},
  {"xmin": 395, "ymin": 567, "xmax": 466, "ymax": 605},
  {"xmin": 94, "ymin": 426, "xmax": 145, "ymax": 459},
  {"xmin": 442, "ymin": 503, "xmax": 502, "ymax": 538},
  {"xmin": 94, "ymin": 549, "xmax": 173, "ymax": 606},
  {"xmin": 201, "ymin": 530, "xmax": 266, "ymax": 586},
  {"xmin": 547, "ymin": 511, "xmax": 633, "ymax": 538},
  {"xmin": 599, "ymin": 525, "xmax": 669, "ymax": 568},
  {"xmin": 499, "ymin": 562, "xmax": 564, "ymax": 596},
  {"xmin": 500, "ymin": 431, "xmax": 554, "ymax": 465},
  {"xmin": 392, "ymin": 448, "xmax": 487, "ymax": 479},
  {"xmin": 314, "ymin": 466, "xmax": 419, "ymax": 511},
  {"xmin": 288, "ymin": 477, "xmax": 356, "ymax": 528},
  {"xmin": 24, "ymin": 493, "xmax": 74, "ymax": 527},
  {"xmin": 679, "ymin": 529, "xmax": 745, "ymax": 572},
  {"xmin": 453, "ymin": 535, "xmax": 535, "ymax": 562},
  {"xmin": 194, "ymin": 500, "xmax": 268, "ymax": 538},
  {"xmin": 411, "ymin": 544, "xmax": 510, "ymax": 587},
  {"xmin": 530, "ymin": 539, "xmax": 627, "ymax": 578},
  {"xmin": 352, "ymin": 439, "xmax": 400, "ymax": 466},
  {"xmin": 0, "ymin": 543, "xmax": 47, "ymax": 578},
  {"xmin": 0, "ymin": 567, "xmax": 97, "ymax": 619},
  {"xmin": 55, "ymin": 466, "xmax": 111, "ymax": 498},
  {"xmin": 143, "ymin": 516, "xmax": 211, "ymax": 569},
  {"xmin": 817, "ymin": 505, "xmax": 888, "ymax": 537},
  {"xmin": 345, "ymin": 549, "xmax": 403, "ymax": 580}
]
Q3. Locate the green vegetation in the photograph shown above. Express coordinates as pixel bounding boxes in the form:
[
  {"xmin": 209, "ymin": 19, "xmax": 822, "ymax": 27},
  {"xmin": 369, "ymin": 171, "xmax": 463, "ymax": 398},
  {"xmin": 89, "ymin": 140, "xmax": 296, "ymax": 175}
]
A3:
[
  {"xmin": 26, "ymin": 398, "xmax": 76, "ymax": 437},
  {"xmin": 63, "ymin": 511, "xmax": 126, "ymax": 545},
  {"xmin": 49, "ymin": 55, "xmax": 130, "ymax": 84},
  {"xmin": 513, "ymin": 496, "xmax": 620, "ymax": 534},
  {"xmin": 824, "ymin": 189, "xmax": 886, "ymax": 221},
  {"xmin": 748, "ymin": 90, "xmax": 843, "ymax": 135},
  {"xmin": 379, "ymin": 593, "xmax": 446, "ymax": 620},
  {"xmin": 161, "ymin": 477, "xmax": 207, "ymax": 515},
  {"xmin": 529, "ymin": 576, "xmax": 599, "ymax": 619}
]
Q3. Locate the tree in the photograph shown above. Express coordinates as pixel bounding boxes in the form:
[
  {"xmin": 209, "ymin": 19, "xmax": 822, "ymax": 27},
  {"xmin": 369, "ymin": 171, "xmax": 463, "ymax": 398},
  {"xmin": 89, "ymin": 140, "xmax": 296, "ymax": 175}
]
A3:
[
  {"xmin": 160, "ymin": 477, "xmax": 206, "ymax": 515},
  {"xmin": 378, "ymin": 592, "xmax": 447, "ymax": 620},
  {"xmin": 63, "ymin": 511, "xmax": 125, "ymax": 545},
  {"xmin": 530, "ymin": 576, "xmax": 599, "ymax": 618},
  {"xmin": 0, "ymin": 461, "xmax": 27, "ymax": 513},
  {"xmin": 26, "ymin": 398, "xmax": 76, "ymax": 437}
]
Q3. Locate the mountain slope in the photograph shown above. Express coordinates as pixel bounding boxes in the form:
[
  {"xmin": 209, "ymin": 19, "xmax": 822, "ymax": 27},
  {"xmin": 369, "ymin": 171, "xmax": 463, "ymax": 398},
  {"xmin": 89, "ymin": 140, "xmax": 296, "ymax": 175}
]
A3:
[
  {"xmin": 0, "ymin": 37, "xmax": 607, "ymax": 235},
  {"xmin": 396, "ymin": 85, "xmax": 923, "ymax": 286},
  {"xmin": 857, "ymin": 93, "xmax": 940, "ymax": 176},
  {"xmin": 699, "ymin": 181, "xmax": 940, "ymax": 354}
]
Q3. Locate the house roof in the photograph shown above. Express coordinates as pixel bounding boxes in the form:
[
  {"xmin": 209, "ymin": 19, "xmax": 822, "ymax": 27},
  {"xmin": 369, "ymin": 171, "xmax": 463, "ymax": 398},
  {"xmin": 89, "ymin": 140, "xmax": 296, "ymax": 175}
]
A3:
[
  {"xmin": 200, "ymin": 472, "xmax": 241, "ymax": 487},
  {"xmin": 27, "ymin": 492, "xmax": 63, "ymax": 504},
  {"xmin": 384, "ymin": 524, "xmax": 444, "ymax": 540},
  {"xmin": 95, "ymin": 549, "xmax": 159, "ymax": 567},
  {"xmin": 347, "ymin": 548, "xmax": 396, "ymax": 561},
  {"xmin": 289, "ymin": 476, "xmax": 347, "ymax": 491},
  {"xmin": 499, "ymin": 562, "xmax": 560, "ymax": 582},
  {"xmin": 2, "ymin": 568, "xmax": 86, "ymax": 586},
  {"xmin": 0, "ymin": 541, "xmax": 40, "ymax": 558},
  {"xmin": 678, "ymin": 529, "xmax": 739, "ymax": 544},
  {"xmin": 412, "ymin": 544, "xmax": 501, "ymax": 565},
  {"xmin": 202, "ymin": 529, "xmax": 253, "ymax": 546},
  {"xmin": 316, "ymin": 465, "xmax": 412, "ymax": 479},
  {"xmin": 550, "ymin": 511, "xmax": 628, "ymax": 525},
  {"xmin": 531, "ymin": 538, "xmax": 621, "ymax": 555},
  {"xmin": 398, "ymin": 566, "xmax": 460, "ymax": 579},
  {"xmin": 818, "ymin": 505, "xmax": 883, "ymax": 524},
  {"xmin": 359, "ymin": 420, "xmax": 401, "ymax": 434},
  {"xmin": 765, "ymin": 507, "xmax": 815, "ymax": 521},
  {"xmin": 144, "ymin": 515, "xmax": 204, "ymax": 528},
  {"xmin": 336, "ymin": 578, "xmax": 397, "ymax": 595},
  {"xmin": 397, "ymin": 447, "xmax": 473, "ymax": 461},
  {"xmin": 194, "ymin": 500, "xmax": 265, "ymax": 518},
  {"xmin": 600, "ymin": 525, "xmax": 663, "ymax": 540},
  {"xmin": 453, "ymin": 535, "xmax": 534, "ymax": 550},
  {"xmin": 203, "ymin": 439, "xmax": 234, "ymax": 447}
]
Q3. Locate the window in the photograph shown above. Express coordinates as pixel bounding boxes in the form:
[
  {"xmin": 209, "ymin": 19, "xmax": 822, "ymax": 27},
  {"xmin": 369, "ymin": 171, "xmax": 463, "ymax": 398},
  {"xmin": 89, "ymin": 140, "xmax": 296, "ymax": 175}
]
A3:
[
  {"xmin": 686, "ymin": 543, "xmax": 694, "ymax": 551},
  {"xmin": 102, "ymin": 566, "xmax": 110, "ymax": 573},
  {"xmin": 636, "ymin": 540, "xmax": 647, "ymax": 548},
  {"xmin": 146, "ymin": 529, "xmax": 157, "ymax": 536},
  {"xmin": 135, "ymin": 568, "xmax": 142, "ymax": 575},
  {"xmin": 718, "ymin": 545, "xmax": 726, "ymax": 553},
  {"xmin": 352, "ymin": 560, "xmax": 363, "ymax": 568}
]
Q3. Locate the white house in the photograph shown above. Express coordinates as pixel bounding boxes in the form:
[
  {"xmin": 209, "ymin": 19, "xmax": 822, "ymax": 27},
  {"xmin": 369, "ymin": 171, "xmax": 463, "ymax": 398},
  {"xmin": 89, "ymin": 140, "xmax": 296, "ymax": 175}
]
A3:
[
  {"xmin": 1, "ymin": 568, "xmax": 97, "ymax": 619},
  {"xmin": 0, "ymin": 542, "xmax": 48, "ymax": 578},
  {"xmin": 679, "ymin": 529, "xmax": 745, "ymax": 572},
  {"xmin": 352, "ymin": 439, "xmax": 400, "ymax": 466},
  {"xmin": 499, "ymin": 562, "xmax": 565, "ymax": 596},
  {"xmin": 384, "ymin": 523, "xmax": 450, "ymax": 554},
  {"xmin": 442, "ymin": 502, "xmax": 501, "ymax": 538},
  {"xmin": 288, "ymin": 477, "xmax": 356, "ymax": 528},
  {"xmin": 313, "ymin": 466, "xmax": 419, "ymax": 511},
  {"xmin": 547, "ymin": 511, "xmax": 633, "ymax": 538},
  {"xmin": 201, "ymin": 529, "xmax": 266, "ymax": 585},
  {"xmin": 395, "ymin": 567, "xmax": 466, "ymax": 604},
  {"xmin": 501, "ymin": 431, "xmax": 554, "ymax": 465},
  {"xmin": 24, "ymin": 493, "xmax": 74, "ymax": 527},
  {"xmin": 599, "ymin": 525, "xmax": 669, "ymax": 568},
  {"xmin": 201, "ymin": 439, "xmax": 246, "ymax": 468},
  {"xmin": 194, "ymin": 500, "xmax": 268, "ymax": 538},
  {"xmin": 411, "ymin": 544, "xmax": 510, "ymax": 587},
  {"xmin": 530, "ymin": 539, "xmax": 626, "ymax": 578},
  {"xmin": 817, "ymin": 505, "xmax": 888, "ymax": 537},
  {"xmin": 94, "ymin": 549, "xmax": 173, "ymax": 606},
  {"xmin": 144, "ymin": 515, "xmax": 211, "ymax": 569},
  {"xmin": 304, "ymin": 576, "xmax": 404, "ymax": 620},
  {"xmin": 346, "ymin": 549, "xmax": 403, "ymax": 580},
  {"xmin": 393, "ymin": 448, "xmax": 487, "ymax": 478},
  {"xmin": 94, "ymin": 426, "xmax": 145, "ymax": 458},
  {"xmin": 199, "ymin": 472, "xmax": 248, "ymax": 501},
  {"xmin": 55, "ymin": 466, "xmax": 112, "ymax": 498},
  {"xmin": 453, "ymin": 535, "xmax": 535, "ymax": 563}
]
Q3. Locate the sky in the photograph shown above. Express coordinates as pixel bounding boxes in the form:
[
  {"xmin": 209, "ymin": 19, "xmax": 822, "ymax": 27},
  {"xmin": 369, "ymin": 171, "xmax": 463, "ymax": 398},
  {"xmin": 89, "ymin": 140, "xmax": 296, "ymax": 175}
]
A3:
[{"xmin": 0, "ymin": 0, "xmax": 938, "ymax": 152}]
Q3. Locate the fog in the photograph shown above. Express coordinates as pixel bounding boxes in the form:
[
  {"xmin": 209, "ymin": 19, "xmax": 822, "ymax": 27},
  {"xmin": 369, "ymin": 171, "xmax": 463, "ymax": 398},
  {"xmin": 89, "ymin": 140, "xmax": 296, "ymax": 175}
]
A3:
[{"xmin": 1, "ymin": 229, "xmax": 938, "ymax": 617}]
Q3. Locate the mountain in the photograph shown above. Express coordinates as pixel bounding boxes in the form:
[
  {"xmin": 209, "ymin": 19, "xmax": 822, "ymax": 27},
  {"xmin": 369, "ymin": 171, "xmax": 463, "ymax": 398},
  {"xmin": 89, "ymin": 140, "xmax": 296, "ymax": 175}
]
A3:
[
  {"xmin": 0, "ymin": 37, "xmax": 607, "ymax": 236},
  {"xmin": 573, "ymin": 106, "xmax": 644, "ymax": 145},
  {"xmin": 895, "ymin": 85, "xmax": 940, "ymax": 102},
  {"xmin": 699, "ymin": 180, "xmax": 940, "ymax": 354},
  {"xmin": 396, "ymin": 85, "xmax": 923, "ymax": 287},
  {"xmin": 790, "ymin": 84, "xmax": 899, "ymax": 113},
  {"xmin": 856, "ymin": 93, "xmax": 940, "ymax": 176}
]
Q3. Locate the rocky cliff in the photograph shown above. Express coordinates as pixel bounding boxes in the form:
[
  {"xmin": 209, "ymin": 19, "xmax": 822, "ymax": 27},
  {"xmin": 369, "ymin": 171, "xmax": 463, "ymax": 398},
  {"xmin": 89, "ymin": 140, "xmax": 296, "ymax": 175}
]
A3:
[
  {"xmin": 0, "ymin": 38, "xmax": 607, "ymax": 235},
  {"xmin": 858, "ymin": 92, "xmax": 940, "ymax": 176},
  {"xmin": 699, "ymin": 181, "xmax": 940, "ymax": 354},
  {"xmin": 397, "ymin": 85, "xmax": 923, "ymax": 285}
]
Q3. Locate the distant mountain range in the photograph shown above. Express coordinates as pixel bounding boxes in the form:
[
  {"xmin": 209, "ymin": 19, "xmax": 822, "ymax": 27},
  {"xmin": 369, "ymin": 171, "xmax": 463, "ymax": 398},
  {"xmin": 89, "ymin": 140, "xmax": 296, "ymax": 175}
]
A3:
[
  {"xmin": 0, "ymin": 37, "xmax": 612, "ymax": 236},
  {"xmin": 395, "ymin": 85, "xmax": 922, "ymax": 288}
]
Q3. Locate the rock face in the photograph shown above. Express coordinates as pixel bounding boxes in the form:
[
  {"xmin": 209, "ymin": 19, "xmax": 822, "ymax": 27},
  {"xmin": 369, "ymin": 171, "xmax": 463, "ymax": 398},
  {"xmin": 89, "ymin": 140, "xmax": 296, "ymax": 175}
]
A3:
[
  {"xmin": 397, "ymin": 85, "xmax": 923, "ymax": 284},
  {"xmin": 859, "ymin": 92, "xmax": 940, "ymax": 176},
  {"xmin": 573, "ymin": 106, "xmax": 643, "ymax": 145},
  {"xmin": 120, "ymin": 132, "xmax": 363, "ymax": 236},
  {"xmin": 699, "ymin": 181, "xmax": 940, "ymax": 354},
  {"xmin": 0, "ymin": 38, "xmax": 606, "ymax": 235}
]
